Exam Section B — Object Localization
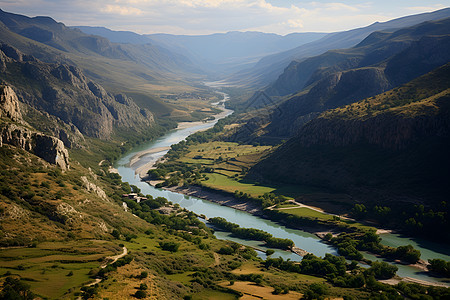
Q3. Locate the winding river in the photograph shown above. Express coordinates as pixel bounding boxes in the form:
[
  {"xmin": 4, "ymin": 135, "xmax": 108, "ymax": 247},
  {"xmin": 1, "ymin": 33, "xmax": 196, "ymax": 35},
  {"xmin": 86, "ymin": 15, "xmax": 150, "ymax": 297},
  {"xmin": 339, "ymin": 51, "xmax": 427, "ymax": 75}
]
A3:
[{"xmin": 116, "ymin": 92, "xmax": 450, "ymax": 286}]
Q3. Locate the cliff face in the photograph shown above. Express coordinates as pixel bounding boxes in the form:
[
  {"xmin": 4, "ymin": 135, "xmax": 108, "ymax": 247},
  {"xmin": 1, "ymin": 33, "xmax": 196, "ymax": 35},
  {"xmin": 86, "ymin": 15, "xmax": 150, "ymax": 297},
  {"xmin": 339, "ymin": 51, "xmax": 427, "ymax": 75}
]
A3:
[
  {"xmin": 266, "ymin": 67, "xmax": 391, "ymax": 138},
  {"xmin": 0, "ymin": 85, "xmax": 21, "ymax": 121},
  {"xmin": 0, "ymin": 85, "xmax": 69, "ymax": 170},
  {"xmin": 294, "ymin": 101, "xmax": 449, "ymax": 150},
  {"xmin": 0, "ymin": 43, "xmax": 154, "ymax": 139}
]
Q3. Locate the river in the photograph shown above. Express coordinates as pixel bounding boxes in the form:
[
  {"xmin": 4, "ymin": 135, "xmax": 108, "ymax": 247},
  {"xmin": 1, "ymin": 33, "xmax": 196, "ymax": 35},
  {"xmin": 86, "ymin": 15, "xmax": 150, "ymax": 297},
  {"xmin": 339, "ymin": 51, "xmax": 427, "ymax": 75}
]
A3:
[{"xmin": 115, "ymin": 92, "xmax": 450, "ymax": 286}]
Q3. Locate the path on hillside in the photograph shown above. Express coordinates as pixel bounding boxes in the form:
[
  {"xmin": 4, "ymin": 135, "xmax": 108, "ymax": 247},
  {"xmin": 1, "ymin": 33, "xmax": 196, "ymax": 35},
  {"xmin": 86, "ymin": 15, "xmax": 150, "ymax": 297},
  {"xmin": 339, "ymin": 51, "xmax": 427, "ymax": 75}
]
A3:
[{"xmin": 85, "ymin": 247, "xmax": 128, "ymax": 287}]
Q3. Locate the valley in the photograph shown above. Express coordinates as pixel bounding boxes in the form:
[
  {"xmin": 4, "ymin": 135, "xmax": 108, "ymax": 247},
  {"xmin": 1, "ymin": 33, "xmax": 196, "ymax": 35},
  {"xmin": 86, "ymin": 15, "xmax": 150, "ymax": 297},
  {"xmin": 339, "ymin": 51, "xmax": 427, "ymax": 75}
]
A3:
[{"xmin": 1, "ymin": 5, "xmax": 450, "ymax": 300}]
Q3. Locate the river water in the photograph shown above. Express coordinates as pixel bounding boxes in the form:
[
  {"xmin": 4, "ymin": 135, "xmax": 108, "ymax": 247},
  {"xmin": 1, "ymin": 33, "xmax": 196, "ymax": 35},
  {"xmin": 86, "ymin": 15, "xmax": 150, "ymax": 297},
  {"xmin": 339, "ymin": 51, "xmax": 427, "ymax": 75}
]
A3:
[{"xmin": 116, "ymin": 93, "xmax": 450, "ymax": 286}]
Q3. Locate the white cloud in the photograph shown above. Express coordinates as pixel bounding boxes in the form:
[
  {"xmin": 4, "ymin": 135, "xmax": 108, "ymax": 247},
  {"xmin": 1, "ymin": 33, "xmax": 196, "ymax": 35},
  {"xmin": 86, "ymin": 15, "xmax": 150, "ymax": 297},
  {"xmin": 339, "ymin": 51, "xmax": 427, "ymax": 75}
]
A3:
[
  {"xmin": 322, "ymin": 2, "xmax": 360, "ymax": 12},
  {"xmin": 102, "ymin": 5, "xmax": 143, "ymax": 15},
  {"xmin": 1, "ymin": 0, "xmax": 447, "ymax": 35},
  {"xmin": 407, "ymin": 4, "xmax": 447, "ymax": 12},
  {"xmin": 286, "ymin": 19, "xmax": 304, "ymax": 29}
]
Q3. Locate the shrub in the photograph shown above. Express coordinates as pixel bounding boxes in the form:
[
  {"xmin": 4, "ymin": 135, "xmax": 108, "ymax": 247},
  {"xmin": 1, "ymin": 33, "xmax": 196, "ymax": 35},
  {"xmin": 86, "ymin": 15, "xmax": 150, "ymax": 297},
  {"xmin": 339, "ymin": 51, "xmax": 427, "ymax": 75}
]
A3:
[
  {"xmin": 134, "ymin": 290, "xmax": 147, "ymax": 299},
  {"xmin": 159, "ymin": 241, "xmax": 180, "ymax": 252}
]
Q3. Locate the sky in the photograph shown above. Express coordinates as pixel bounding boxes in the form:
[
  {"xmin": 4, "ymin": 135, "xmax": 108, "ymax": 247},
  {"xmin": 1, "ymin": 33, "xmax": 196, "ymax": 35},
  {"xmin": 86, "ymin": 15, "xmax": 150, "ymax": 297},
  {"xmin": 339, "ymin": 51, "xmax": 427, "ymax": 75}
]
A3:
[{"xmin": 0, "ymin": 0, "xmax": 449, "ymax": 35}]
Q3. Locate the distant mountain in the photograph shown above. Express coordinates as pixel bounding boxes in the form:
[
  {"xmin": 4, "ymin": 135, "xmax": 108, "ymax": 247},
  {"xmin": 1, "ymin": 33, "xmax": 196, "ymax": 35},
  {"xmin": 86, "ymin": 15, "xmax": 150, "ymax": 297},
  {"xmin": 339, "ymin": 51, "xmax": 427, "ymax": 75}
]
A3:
[
  {"xmin": 74, "ymin": 26, "xmax": 327, "ymax": 75},
  {"xmin": 227, "ymin": 7, "xmax": 450, "ymax": 88},
  {"xmin": 251, "ymin": 63, "xmax": 450, "ymax": 203},
  {"xmin": 145, "ymin": 31, "xmax": 327, "ymax": 75},
  {"xmin": 73, "ymin": 26, "xmax": 153, "ymax": 44},
  {"xmin": 0, "ymin": 9, "xmax": 201, "ymax": 90},
  {"xmin": 232, "ymin": 18, "xmax": 450, "ymax": 142}
]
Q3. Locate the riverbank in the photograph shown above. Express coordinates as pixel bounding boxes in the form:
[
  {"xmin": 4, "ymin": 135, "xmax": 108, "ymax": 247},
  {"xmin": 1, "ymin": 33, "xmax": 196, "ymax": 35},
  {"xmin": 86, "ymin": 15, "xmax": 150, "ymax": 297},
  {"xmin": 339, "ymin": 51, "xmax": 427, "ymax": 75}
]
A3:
[
  {"xmin": 130, "ymin": 100, "xmax": 233, "ymax": 179},
  {"xmin": 151, "ymin": 183, "xmax": 447, "ymax": 285},
  {"xmin": 152, "ymin": 183, "xmax": 336, "ymax": 236},
  {"xmin": 164, "ymin": 185, "xmax": 263, "ymax": 216},
  {"xmin": 117, "ymin": 90, "xmax": 450, "ymax": 288}
]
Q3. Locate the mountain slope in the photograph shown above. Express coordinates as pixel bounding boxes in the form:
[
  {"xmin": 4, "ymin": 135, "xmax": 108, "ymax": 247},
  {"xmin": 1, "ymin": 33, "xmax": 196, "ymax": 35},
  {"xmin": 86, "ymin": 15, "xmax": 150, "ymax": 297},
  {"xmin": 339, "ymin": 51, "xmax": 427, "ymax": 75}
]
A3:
[
  {"xmin": 267, "ymin": 17, "xmax": 450, "ymax": 97},
  {"xmin": 0, "ymin": 43, "xmax": 154, "ymax": 140},
  {"xmin": 233, "ymin": 18, "xmax": 450, "ymax": 142},
  {"xmin": 145, "ymin": 31, "xmax": 327, "ymax": 75},
  {"xmin": 227, "ymin": 7, "xmax": 450, "ymax": 88},
  {"xmin": 0, "ymin": 9, "xmax": 199, "ymax": 77},
  {"xmin": 251, "ymin": 63, "xmax": 450, "ymax": 204},
  {"xmin": 0, "ymin": 8, "xmax": 205, "ymax": 117}
]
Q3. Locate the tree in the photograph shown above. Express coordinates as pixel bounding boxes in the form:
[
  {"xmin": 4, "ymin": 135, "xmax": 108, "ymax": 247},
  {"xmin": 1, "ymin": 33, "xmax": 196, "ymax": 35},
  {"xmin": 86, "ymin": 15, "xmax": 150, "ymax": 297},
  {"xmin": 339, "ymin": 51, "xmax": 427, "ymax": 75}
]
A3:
[
  {"xmin": 368, "ymin": 261, "xmax": 398, "ymax": 279},
  {"xmin": 134, "ymin": 290, "xmax": 147, "ymax": 299},
  {"xmin": 0, "ymin": 277, "xmax": 35, "ymax": 300},
  {"xmin": 159, "ymin": 241, "xmax": 180, "ymax": 252},
  {"xmin": 266, "ymin": 249, "xmax": 275, "ymax": 256},
  {"xmin": 302, "ymin": 283, "xmax": 328, "ymax": 300}
]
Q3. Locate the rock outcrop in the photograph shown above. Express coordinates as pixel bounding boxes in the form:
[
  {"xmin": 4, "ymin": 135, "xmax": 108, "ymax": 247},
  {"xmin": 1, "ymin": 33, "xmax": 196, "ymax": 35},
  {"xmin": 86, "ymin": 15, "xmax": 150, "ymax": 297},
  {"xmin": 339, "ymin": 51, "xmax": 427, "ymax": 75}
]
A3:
[
  {"xmin": 0, "ymin": 85, "xmax": 70, "ymax": 170},
  {"xmin": 0, "ymin": 85, "xmax": 22, "ymax": 121},
  {"xmin": 0, "ymin": 122, "xmax": 70, "ymax": 170}
]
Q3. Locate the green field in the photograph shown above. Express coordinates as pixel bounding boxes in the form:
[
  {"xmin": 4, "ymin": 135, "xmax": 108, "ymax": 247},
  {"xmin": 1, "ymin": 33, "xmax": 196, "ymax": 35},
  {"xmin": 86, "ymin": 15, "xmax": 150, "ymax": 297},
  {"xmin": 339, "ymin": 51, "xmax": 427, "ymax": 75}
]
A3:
[
  {"xmin": 192, "ymin": 289, "xmax": 239, "ymax": 300},
  {"xmin": 277, "ymin": 207, "xmax": 374, "ymax": 230},
  {"xmin": 277, "ymin": 207, "xmax": 336, "ymax": 221},
  {"xmin": 173, "ymin": 141, "xmax": 322, "ymax": 199},
  {"xmin": 203, "ymin": 173, "xmax": 278, "ymax": 197},
  {"xmin": 0, "ymin": 240, "xmax": 118, "ymax": 299}
]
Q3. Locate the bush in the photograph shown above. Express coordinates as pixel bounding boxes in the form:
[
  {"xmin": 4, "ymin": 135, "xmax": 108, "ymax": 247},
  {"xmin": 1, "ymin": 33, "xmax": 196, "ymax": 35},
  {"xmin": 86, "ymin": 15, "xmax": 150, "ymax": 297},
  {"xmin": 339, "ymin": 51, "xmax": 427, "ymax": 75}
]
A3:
[
  {"xmin": 303, "ymin": 283, "xmax": 328, "ymax": 300},
  {"xmin": 138, "ymin": 271, "xmax": 148, "ymax": 279},
  {"xmin": 134, "ymin": 290, "xmax": 147, "ymax": 299},
  {"xmin": 368, "ymin": 261, "xmax": 398, "ymax": 279},
  {"xmin": 159, "ymin": 241, "xmax": 180, "ymax": 252}
]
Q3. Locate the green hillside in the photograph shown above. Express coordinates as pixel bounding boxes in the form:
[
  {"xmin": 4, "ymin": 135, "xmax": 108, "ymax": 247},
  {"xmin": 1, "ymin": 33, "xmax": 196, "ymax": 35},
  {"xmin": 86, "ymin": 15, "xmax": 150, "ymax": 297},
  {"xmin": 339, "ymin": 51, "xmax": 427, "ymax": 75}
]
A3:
[{"xmin": 251, "ymin": 63, "xmax": 450, "ymax": 240}]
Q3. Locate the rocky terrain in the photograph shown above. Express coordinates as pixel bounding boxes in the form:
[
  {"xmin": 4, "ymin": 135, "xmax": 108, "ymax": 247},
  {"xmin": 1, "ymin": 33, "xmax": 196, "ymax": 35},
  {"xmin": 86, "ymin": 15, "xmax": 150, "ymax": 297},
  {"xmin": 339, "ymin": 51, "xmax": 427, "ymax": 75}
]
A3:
[
  {"xmin": 0, "ymin": 85, "xmax": 69, "ymax": 169},
  {"xmin": 0, "ymin": 43, "xmax": 154, "ymax": 139}
]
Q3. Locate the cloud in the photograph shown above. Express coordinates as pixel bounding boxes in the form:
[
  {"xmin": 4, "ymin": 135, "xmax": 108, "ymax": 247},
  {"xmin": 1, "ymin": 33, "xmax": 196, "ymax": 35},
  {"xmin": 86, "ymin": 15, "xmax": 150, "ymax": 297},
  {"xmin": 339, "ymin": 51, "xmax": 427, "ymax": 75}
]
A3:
[
  {"xmin": 102, "ymin": 5, "xmax": 143, "ymax": 15},
  {"xmin": 406, "ymin": 4, "xmax": 447, "ymax": 12},
  {"xmin": 286, "ymin": 19, "xmax": 304, "ymax": 29},
  {"xmin": 0, "ymin": 0, "xmax": 446, "ymax": 35}
]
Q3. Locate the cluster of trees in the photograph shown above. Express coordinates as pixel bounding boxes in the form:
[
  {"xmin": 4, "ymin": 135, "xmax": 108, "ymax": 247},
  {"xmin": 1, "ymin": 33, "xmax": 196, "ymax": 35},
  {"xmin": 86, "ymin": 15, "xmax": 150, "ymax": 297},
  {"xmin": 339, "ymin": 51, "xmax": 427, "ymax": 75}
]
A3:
[
  {"xmin": 0, "ymin": 277, "xmax": 35, "ymax": 300},
  {"xmin": 159, "ymin": 241, "xmax": 180, "ymax": 252},
  {"xmin": 428, "ymin": 259, "xmax": 450, "ymax": 277},
  {"xmin": 120, "ymin": 195, "xmax": 214, "ymax": 240},
  {"xmin": 264, "ymin": 253, "xmax": 397, "ymax": 282},
  {"xmin": 257, "ymin": 192, "xmax": 289, "ymax": 208},
  {"xmin": 324, "ymin": 230, "xmax": 421, "ymax": 264},
  {"xmin": 262, "ymin": 254, "xmax": 450, "ymax": 299},
  {"xmin": 217, "ymin": 242, "xmax": 258, "ymax": 260},
  {"xmin": 209, "ymin": 217, "xmax": 294, "ymax": 250},
  {"xmin": 149, "ymin": 161, "xmax": 207, "ymax": 187},
  {"xmin": 351, "ymin": 203, "xmax": 449, "ymax": 241}
]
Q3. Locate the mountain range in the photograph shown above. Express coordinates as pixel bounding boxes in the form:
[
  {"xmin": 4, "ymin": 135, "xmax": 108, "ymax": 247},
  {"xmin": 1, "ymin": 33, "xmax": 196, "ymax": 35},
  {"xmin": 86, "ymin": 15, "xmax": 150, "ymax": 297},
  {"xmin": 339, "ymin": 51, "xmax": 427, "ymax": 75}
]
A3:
[
  {"xmin": 229, "ymin": 17, "xmax": 450, "ymax": 142},
  {"xmin": 226, "ymin": 7, "xmax": 450, "ymax": 89},
  {"xmin": 251, "ymin": 62, "xmax": 450, "ymax": 203},
  {"xmin": 74, "ymin": 26, "xmax": 327, "ymax": 75}
]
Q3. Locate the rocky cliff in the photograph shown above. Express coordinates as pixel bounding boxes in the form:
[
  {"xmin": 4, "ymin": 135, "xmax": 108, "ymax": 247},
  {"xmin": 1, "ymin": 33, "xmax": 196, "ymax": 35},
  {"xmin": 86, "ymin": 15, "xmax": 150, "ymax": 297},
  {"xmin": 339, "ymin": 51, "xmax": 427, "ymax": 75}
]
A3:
[
  {"xmin": 0, "ymin": 85, "xmax": 69, "ymax": 170},
  {"xmin": 0, "ymin": 43, "xmax": 154, "ymax": 139},
  {"xmin": 0, "ymin": 85, "xmax": 21, "ymax": 121}
]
